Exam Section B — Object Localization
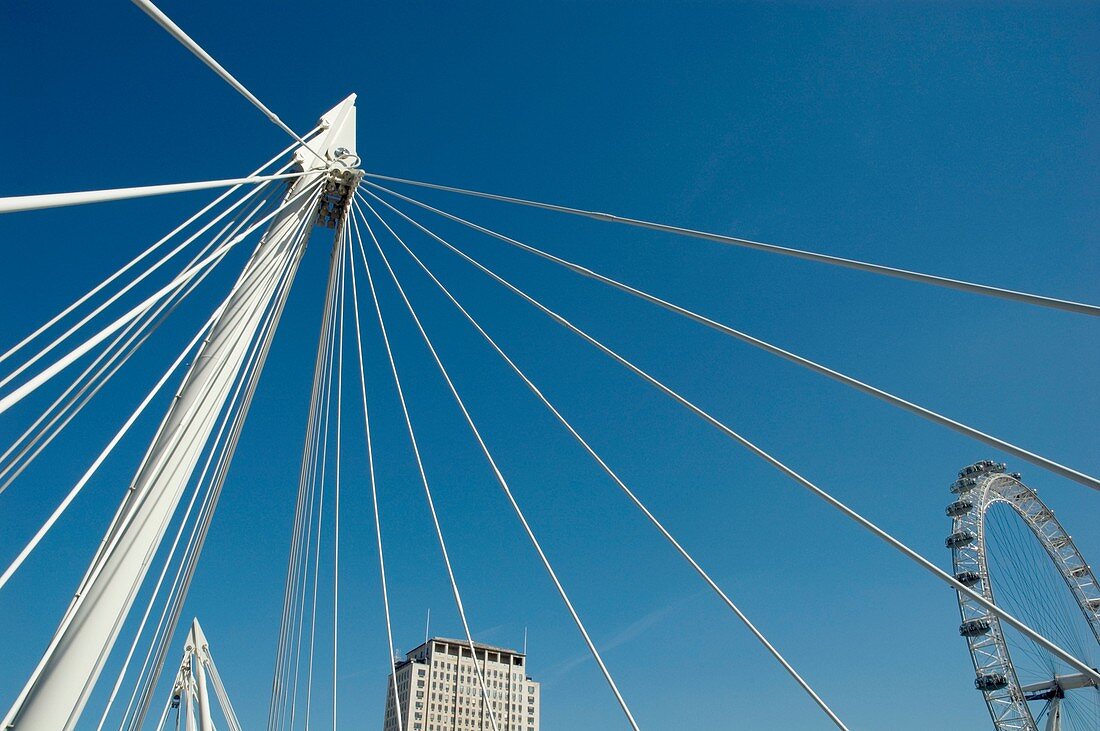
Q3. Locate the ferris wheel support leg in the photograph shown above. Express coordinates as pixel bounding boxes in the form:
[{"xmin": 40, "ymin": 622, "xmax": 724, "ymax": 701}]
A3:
[
  {"xmin": 1043, "ymin": 694, "xmax": 1061, "ymax": 731},
  {"xmin": 1, "ymin": 94, "xmax": 357, "ymax": 731}
]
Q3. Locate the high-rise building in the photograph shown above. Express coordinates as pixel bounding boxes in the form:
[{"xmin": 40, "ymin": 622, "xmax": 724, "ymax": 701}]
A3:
[{"xmin": 382, "ymin": 637, "xmax": 540, "ymax": 731}]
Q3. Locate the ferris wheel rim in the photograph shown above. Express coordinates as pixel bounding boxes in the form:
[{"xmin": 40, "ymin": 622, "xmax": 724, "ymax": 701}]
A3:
[{"xmin": 947, "ymin": 463, "xmax": 1100, "ymax": 731}]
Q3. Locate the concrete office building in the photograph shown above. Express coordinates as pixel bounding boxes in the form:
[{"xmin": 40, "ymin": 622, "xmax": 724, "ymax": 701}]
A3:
[{"xmin": 382, "ymin": 637, "xmax": 540, "ymax": 731}]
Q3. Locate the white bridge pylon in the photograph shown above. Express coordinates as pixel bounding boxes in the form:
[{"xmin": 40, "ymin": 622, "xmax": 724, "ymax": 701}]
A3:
[
  {"xmin": 2, "ymin": 95, "xmax": 358, "ymax": 731},
  {"xmin": 163, "ymin": 619, "xmax": 241, "ymax": 731}
]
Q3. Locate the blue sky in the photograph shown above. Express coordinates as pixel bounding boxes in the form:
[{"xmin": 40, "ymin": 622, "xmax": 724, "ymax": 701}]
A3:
[{"xmin": 1, "ymin": 2, "xmax": 1098, "ymax": 729}]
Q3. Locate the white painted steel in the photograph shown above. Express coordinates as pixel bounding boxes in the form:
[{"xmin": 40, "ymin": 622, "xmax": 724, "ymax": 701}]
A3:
[
  {"xmin": 355, "ymin": 195, "xmax": 852, "ymax": 730},
  {"xmin": 0, "ymin": 178, "xmax": 321, "ymax": 417},
  {"xmin": 360, "ymin": 173, "xmax": 1100, "ymax": 317},
  {"xmin": 131, "ymin": 0, "xmax": 323, "ymax": 159},
  {"xmin": 190, "ymin": 622, "xmax": 214, "ymax": 731},
  {"xmin": 364, "ymin": 211, "xmax": 639, "ymax": 731},
  {"xmin": 0, "ymin": 172, "xmax": 305, "ymax": 214},
  {"xmin": 360, "ymin": 187, "xmax": 1100, "ymax": 686},
  {"xmin": 363, "ymin": 182, "xmax": 1100, "ymax": 493},
  {"xmin": 2, "ymin": 96, "xmax": 357, "ymax": 731},
  {"xmin": 1046, "ymin": 697, "xmax": 1062, "ymax": 731},
  {"xmin": 161, "ymin": 620, "xmax": 237, "ymax": 731},
  {"xmin": 350, "ymin": 212, "xmax": 498, "ymax": 731},
  {"xmin": 1020, "ymin": 675, "xmax": 1100, "ymax": 694}
]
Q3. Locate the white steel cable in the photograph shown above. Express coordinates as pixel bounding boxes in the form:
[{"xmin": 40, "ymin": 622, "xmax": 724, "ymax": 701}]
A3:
[
  {"xmin": 360, "ymin": 174, "xmax": 1100, "ymax": 317},
  {"xmin": 363, "ymin": 184, "xmax": 1100, "ymax": 494},
  {"xmin": 361, "ymin": 191, "xmax": 1100, "ymax": 686},
  {"xmin": 0, "ymin": 171, "xmax": 320, "ymax": 399},
  {"xmin": 350, "ymin": 209, "xmax": 503, "ymax": 731},
  {"xmin": 204, "ymin": 653, "xmax": 242, "ymax": 731},
  {"xmin": 110, "ymin": 203, "xmax": 316, "ymax": 731},
  {"xmin": 130, "ymin": 0, "xmax": 325, "ymax": 161},
  {"xmin": 0, "ymin": 177, "xmax": 324, "ymax": 416},
  {"xmin": 360, "ymin": 197, "xmax": 850, "ymax": 730},
  {"xmin": 0, "ymin": 131, "xmax": 319, "ymax": 370},
  {"xmin": 269, "ymin": 227, "xmax": 341, "ymax": 731},
  {"xmin": 0, "ymin": 265, "xmax": 217, "ymax": 494},
  {"xmin": 361, "ymin": 206, "xmax": 641, "ymax": 730},
  {"xmin": 0, "ymin": 171, "xmax": 306, "ymax": 215},
  {"xmin": 0, "ymin": 183, "xmax": 284, "ymax": 494},
  {"xmin": 271, "ymin": 292, "xmax": 330, "ymax": 731},
  {"xmin": 0, "ymin": 307, "xmax": 220, "ymax": 593},
  {"xmin": 346, "ymin": 212, "xmax": 404, "ymax": 731},
  {"xmin": 279, "ymin": 231, "xmax": 344, "ymax": 731},
  {"xmin": 126, "ymin": 209, "xmax": 315, "ymax": 731},
  {"xmin": 331, "ymin": 222, "xmax": 348, "ymax": 731},
  {"xmin": 303, "ymin": 239, "xmax": 341, "ymax": 730},
  {"xmin": 288, "ymin": 256, "xmax": 340, "ymax": 731},
  {"xmin": 10, "ymin": 310, "xmax": 258, "ymax": 731},
  {"xmin": 128, "ymin": 191, "xmax": 320, "ymax": 731},
  {"xmin": 52, "ymin": 194, "xmax": 316, "ymax": 731},
  {"xmin": 0, "ymin": 182, "xmax": 279, "ymax": 469},
  {"xmin": 270, "ymin": 231, "xmax": 342, "ymax": 731}
]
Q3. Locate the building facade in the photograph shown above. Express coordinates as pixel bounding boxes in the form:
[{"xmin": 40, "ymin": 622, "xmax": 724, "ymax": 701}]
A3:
[{"xmin": 382, "ymin": 637, "xmax": 540, "ymax": 731}]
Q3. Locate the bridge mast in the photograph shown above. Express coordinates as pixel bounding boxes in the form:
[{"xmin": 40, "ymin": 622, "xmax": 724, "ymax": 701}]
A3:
[{"xmin": 3, "ymin": 95, "xmax": 358, "ymax": 731}]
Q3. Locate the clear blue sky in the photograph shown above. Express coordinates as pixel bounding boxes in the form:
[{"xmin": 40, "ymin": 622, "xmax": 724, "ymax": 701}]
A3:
[{"xmin": 1, "ymin": 2, "xmax": 1098, "ymax": 729}]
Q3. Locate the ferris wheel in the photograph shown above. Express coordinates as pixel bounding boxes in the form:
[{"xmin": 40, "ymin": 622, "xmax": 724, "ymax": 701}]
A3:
[{"xmin": 946, "ymin": 461, "xmax": 1100, "ymax": 731}]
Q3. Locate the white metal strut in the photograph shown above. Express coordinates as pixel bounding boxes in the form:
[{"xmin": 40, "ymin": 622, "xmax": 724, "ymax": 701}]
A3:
[{"xmin": 2, "ymin": 95, "xmax": 357, "ymax": 731}]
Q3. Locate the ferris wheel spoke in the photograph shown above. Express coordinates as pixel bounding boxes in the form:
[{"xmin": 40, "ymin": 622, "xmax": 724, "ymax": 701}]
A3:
[
  {"xmin": 986, "ymin": 511, "xmax": 1072, "ymax": 668},
  {"xmin": 993, "ymin": 505, "xmax": 1093, "ymax": 663},
  {"xmin": 267, "ymin": 226, "xmax": 342, "ymax": 731}
]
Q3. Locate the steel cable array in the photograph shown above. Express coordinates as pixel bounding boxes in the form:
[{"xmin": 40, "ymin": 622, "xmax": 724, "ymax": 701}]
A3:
[{"xmin": 1, "ymin": 3, "xmax": 1097, "ymax": 725}]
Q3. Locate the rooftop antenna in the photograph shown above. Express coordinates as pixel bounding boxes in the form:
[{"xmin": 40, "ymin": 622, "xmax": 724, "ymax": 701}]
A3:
[
  {"xmin": 424, "ymin": 607, "xmax": 431, "ymax": 646},
  {"xmin": 523, "ymin": 626, "xmax": 528, "ymax": 655}
]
